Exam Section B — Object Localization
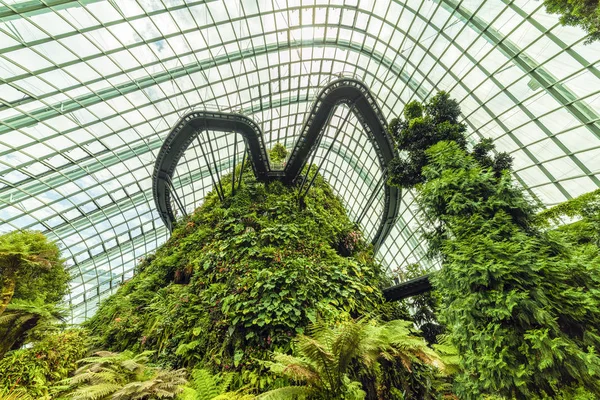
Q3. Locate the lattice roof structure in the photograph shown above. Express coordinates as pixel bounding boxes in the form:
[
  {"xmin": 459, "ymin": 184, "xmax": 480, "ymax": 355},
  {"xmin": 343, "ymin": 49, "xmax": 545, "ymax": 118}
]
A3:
[{"xmin": 1, "ymin": 0, "xmax": 599, "ymax": 322}]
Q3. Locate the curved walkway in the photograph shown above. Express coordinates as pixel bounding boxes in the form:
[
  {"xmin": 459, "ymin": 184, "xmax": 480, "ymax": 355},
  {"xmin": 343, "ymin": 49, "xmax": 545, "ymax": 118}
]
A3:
[
  {"xmin": 152, "ymin": 78, "xmax": 399, "ymax": 251},
  {"xmin": 284, "ymin": 78, "xmax": 400, "ymax": 249},
  {"xmin": 152, "ymin": 111, "xmax": 270, "ymax": 231}
]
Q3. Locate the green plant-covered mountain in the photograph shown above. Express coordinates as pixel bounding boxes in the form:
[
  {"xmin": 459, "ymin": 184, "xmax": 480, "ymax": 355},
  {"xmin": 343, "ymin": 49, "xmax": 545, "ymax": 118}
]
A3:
[
  {"xmin": 0, "ymin": 151, "xmax": 453, "ymax": 399},
  {"xmin": 85, "ymin": 163, "xmax": 402, "ymax": 379},
  {"xmin": 4, "ymin": 126, "xmax": 599, "ymax": 399}
]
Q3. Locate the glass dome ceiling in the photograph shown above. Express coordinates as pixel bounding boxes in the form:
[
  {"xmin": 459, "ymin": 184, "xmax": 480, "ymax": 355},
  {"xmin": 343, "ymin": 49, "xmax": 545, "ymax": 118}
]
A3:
[{"xmin": 1, "ymin": 0, "xmax": 599, "ymax": 323}]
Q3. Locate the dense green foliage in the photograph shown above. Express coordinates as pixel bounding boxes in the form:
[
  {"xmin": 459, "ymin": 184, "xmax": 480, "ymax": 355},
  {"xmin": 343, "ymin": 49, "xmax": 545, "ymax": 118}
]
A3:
[
  {"xmin": 422, "ymin": 142, "xmax": 600, "ymax": 398},
  {"xmin": 85, "ymin": 166, "xmax": 398, "ymax": 385},
  {"xmin": 0, "ymin": 330, "xmax": 88, "ymax": 399},
  {"xmin": 387, "ymin": 94, "xmax": 510, "ymax": 190},
  {"xmin": 388, "ymin": 93, "xmax": 600, "ymax": 398},
  {"xmin": 543, "ymin": 0, "xmax": 600, "ymax": 43},
  {"xmin": 0, "ymin": 230, "xmax": 70, "ymax": 358},
  {"xmin": 0, "ymin": 230, "xmax": 69, "ymax": 316},
  {"xmin": 260, "ymin": 319, "xmax": 448, "ymax": 400},
  {"xmin": 0, "ymin": 163, "xmax": 449, "ymax": 399},
  {"xmin": 61, "ymin": 350, "xmax": 187, "ymax": 400},
  {"xmin": 268, "ymin": 143, "xmax": 288, "ymax": 165},
  {"xmin": 6, "ymin": 131, "xmax": 599, "ymax": 399}
]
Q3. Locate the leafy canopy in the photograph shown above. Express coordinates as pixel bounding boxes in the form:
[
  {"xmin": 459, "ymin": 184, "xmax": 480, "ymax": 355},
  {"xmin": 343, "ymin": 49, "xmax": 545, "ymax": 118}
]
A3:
[
  {"xmin": 268, "ymin": 143, "xmax": 288, "ymax": 165},
  {"xmin": 388, "ymin": 92, "xmax": 600, "ymax": 399},
  {"xmin": 542, "ymin": 0, "xmax": 600, "ymax": 44},
  {"xmin": 0, "ymin": 230, "xmax": 69, "ymax": 317},
  {"xmin": 0, "ymin": 230, "xmax": 70, "ymax": 359}
]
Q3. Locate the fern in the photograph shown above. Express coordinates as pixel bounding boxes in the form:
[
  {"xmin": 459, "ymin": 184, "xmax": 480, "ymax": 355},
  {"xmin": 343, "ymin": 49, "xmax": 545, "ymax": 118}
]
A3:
[
  {"xmin": 61, "ymin": 351, "xmax": 187, "ymax": 399},
  {"xmin": 180, "ymin": 369, "xmax": 248, "ymax": 400},
  {"xmin": 190, "ymin": 369, "xmax": 221, "ymax": 400},
  {"xmin": 260, "ymin": 319, "xmax": 447, "ymax": 399},
  {"xmin": 0, "ymin": 389, "xmax": 33, "ymax": 400},
  {"xmin": 0, "ymin": 298, "xmax": 67, "ymax": 357}
]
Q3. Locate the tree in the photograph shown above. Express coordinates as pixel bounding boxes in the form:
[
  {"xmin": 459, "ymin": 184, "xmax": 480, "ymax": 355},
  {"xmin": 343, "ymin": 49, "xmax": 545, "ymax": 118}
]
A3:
[
  {"xmin": 387, "ymin": 94, "xmax": 468, "ymax": 189},
  {"xmin": 420, "ymin": 142, "xmax": 600, "ymax": 398},
  {"xmin": 0, "ymin": 299, "xmax": 67, "ymax": 358},
  {"xmin": 258, "ymin": 319, "xmax": 446, "ymax": 399},
  {"xmin": 0, "ymin": 230, "xmax": 68, "ymax": 317},
  {"xmin": 542, "ymin": 0, "xmax": 600, "ymax": 44},
  {"xmin": 62, "ymin": 351, "xmax": 187, "ymax": 400},
  {"xmin": 387, "ymin": 93, "xmax": 600, "ymax": 398}
]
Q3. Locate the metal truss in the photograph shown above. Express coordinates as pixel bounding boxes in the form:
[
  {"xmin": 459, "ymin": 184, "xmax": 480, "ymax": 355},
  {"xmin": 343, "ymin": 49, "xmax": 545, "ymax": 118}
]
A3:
[
  {"xmin": 153, "ymin": 78, "xmax": 399, "ymax": 252},
  {"xmin": 0, "ymin": 0, "xmax": 598, "ymax": 320}
]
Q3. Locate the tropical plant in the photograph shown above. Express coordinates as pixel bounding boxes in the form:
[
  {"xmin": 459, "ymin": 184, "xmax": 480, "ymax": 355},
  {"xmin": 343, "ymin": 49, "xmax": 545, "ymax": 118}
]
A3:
[
  {"xmin": 0, "ymin": 329, "xmax": 88, "ymax": 399},
  {"xmin": 268, "ymin": 143, "xmax": 288, "ymax": 165},
  {"xmin": 0, "ymin": 298, "xmax": 67, "ymax": 358},
  {"xmin": 62, "ymin": 350, "xmax": 187, "ymax": 400},
  {"xmin": 387, "ymin": 93, "xmax": 600, "ymax": 398},
  {"xmin": 542, "ymin": 0, "xmax": 600, "ymax": 44},
  {"xmin": 0, "ymin": 230, "xmax": 68, "ymax": 317},
  {"xmin": 177, "ymin": 369, "xmax": 253, "ymax": 400},
  {"xmin": 0, "ymin": 392, "xmax": 32, "ymax": 400},
  {"xmin": 258, "ymin": 319, "xmax": 446, "ymax": 399}
]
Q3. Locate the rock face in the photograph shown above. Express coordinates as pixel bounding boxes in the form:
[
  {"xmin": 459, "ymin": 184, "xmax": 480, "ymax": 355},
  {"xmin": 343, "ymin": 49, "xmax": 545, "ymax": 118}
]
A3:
[{"xmin": 86, "ymin": 167, "xmax": 395, "ymax": 371}]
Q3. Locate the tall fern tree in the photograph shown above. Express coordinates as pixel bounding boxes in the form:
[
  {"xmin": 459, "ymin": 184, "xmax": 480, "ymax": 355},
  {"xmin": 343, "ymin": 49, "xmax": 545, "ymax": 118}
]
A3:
[
  {"xmin": 258, "ymin": 319, "xmax": 446, "ymax": 399},
  {"xmin": 388, "ymin": 93, "xmax": 600, "ymax": 398}
]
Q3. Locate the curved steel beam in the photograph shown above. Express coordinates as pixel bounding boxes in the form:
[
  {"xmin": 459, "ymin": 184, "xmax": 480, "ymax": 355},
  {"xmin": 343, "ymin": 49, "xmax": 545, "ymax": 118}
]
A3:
[
  {"xmin": 285, "ymin": 78, "xmax": 400, "ymax": 250},
  {"xmin": 153, "ymin": 78, "xmax": 400, "ymax": 252},
  {"xmin": 152, "ymin": 110, "xmax": 270, "ymax": 231}
]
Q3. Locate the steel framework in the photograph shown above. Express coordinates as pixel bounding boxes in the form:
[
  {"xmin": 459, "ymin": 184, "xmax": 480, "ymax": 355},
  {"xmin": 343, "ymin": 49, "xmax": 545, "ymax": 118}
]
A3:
[{"xmin": 1, "ymin": 0, "xmax": 598, "ymax": 321}]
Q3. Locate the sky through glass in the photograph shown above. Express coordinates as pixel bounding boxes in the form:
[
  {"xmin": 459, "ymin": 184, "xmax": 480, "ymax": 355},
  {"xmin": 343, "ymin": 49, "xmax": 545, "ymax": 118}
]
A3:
[{"xmin": 1, "ymin": 0, "xmax": 599, "ymax": 322}]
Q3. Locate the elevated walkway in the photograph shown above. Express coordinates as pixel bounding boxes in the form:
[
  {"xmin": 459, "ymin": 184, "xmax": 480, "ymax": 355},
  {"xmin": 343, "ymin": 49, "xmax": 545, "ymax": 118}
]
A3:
[{"xmin": 152, "ymin": 78, "xmax": 403, "ymax": 278}]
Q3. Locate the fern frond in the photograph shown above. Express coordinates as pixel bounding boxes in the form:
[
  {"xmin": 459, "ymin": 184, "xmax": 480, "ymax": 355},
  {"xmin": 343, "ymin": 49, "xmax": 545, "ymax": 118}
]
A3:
[
  {"xmin": 217, "ymin": 372, "xmax": 234, "ymax": 394},
  {"xmin": 120, "ymin": 358, "xmax": 144, "ymax": 372},
  {"xmin": 255, "ymin": 386, "xmax": 311, "ymax": 400},
  {"xmin": 296, "ymin": 335, "xmax": 335, "ymax": 380},
  {"xmin": 190, "ymin": 369, "xmax": 220, "ymax": 400},
  {"xmin": 69, "ymin": 383, "xmax": 121, "ymax": 400},
  {"xmin": 332, "ymin": 319, "xmax": 364, "ymax": 375},
  {"xmin": 0, "ymin": 390, "xmax": 32, "ymax": 400}
]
